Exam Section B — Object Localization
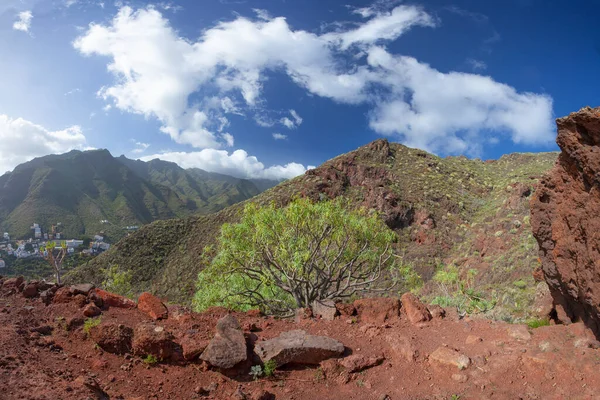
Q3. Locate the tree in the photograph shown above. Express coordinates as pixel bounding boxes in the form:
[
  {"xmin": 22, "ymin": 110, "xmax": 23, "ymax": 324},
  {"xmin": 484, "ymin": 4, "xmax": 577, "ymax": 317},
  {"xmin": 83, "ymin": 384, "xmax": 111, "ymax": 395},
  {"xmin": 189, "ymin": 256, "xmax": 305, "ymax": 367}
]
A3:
[
  {"xmin": 194, "ymin": 198, "xmax": 399, "ymax": 316},
  {"xmin": 40, "ymin": 241, "xmax": 67, "ymax": 284}
]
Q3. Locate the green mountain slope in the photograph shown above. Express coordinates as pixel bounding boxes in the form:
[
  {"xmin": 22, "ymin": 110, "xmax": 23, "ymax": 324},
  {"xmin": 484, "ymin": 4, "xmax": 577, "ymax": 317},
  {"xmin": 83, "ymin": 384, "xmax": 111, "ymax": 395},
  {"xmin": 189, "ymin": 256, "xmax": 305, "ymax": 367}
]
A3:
[
  {"xmin": 0, "ymin": 150, "xmax": 272, "ymax": 240},
  {"xmin": 69, "ymin": 140, "xmax": 557, "ymax": 320}
]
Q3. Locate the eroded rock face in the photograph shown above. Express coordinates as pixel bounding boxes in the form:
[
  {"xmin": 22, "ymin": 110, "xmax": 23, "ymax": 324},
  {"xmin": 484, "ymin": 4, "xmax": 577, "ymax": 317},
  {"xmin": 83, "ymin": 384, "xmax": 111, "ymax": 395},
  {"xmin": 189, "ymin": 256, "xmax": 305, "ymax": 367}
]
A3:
[{"xmin": 531, "ymin": 106, "xmax": 600, "ymax": 335}]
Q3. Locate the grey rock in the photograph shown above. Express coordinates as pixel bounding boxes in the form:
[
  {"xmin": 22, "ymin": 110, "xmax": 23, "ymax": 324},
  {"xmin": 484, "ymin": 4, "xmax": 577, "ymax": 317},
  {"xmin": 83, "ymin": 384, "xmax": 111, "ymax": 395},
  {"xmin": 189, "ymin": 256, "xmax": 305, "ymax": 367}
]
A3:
[
  {"xmin": 70, "ymin": 283, "xmax": 95, "ymax": 296},
  {"xmin": 312, "ymin": 299, "xmax": 338, "ymax": 321},
  {"xmin": 200, "ymin": 315, "xmax": 247, "ymax": 369},
  {"xmin": 255, "ymin": 330, "xmax": 344, "ymax": 367}
]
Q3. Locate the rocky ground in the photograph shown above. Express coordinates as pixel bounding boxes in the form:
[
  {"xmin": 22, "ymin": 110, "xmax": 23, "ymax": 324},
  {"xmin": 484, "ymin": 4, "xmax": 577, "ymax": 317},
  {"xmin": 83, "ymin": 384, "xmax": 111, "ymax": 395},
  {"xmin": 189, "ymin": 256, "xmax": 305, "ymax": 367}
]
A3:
[{"xmin": 2, "ymin": 278, "xmax": 600, "ymax": 400}]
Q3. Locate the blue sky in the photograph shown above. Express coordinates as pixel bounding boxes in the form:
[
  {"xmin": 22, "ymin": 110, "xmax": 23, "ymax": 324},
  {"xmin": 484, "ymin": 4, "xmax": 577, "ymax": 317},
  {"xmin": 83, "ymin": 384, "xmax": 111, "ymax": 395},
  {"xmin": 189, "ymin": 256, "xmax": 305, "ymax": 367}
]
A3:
[{"xmin": 0, "ymin": 0, "xmax": 598, "ymax": 179}]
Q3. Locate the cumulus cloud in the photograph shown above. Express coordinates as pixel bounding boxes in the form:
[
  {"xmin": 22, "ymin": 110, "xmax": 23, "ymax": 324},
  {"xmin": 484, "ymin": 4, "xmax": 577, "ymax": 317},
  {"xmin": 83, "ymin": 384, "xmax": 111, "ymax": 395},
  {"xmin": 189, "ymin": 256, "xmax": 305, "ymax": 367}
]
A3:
[
  {"xmin": 131, "ymin": 141, "xmax": 150, "ymax": 154},
  {"xmin": 74, "ymin": 3, "xmax": 554, "ymax": 164},
  {"xmin": 0, "ymin": 115, "xmax": 88, "ymax": 174},
  {"xmin": 141, "ymin": 149, "xmax": 313, "ymax": 180},
  {"xmin": 272, "ymin": 133, "xmax": 287, "ymax": 140},
  {"xmin": 13, "ymin": 11, "xmax": 33, "ymax": 33}
]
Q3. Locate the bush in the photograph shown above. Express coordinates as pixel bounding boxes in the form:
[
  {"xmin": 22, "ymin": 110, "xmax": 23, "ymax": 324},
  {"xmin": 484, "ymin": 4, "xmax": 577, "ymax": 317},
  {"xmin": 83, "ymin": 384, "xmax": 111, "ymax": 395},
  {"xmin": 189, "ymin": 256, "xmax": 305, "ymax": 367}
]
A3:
[
  {"xmin": 101, "ymin": 264, "xmax": 133, "ymax": 298},
  {"xmin": 194, "ymin": 198, "xmax": 400, "ymax": 316}
]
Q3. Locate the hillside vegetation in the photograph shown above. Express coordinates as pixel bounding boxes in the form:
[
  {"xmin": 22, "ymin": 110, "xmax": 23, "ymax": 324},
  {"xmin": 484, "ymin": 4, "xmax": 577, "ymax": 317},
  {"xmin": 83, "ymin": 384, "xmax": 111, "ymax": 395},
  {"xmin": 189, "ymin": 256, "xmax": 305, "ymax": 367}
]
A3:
[
  {"xmin": 0, "ymin": 150, "xmax": 277, "ymax": 240},
  {"xmin": 69, "ymin": 140, "xmax": 557, "ymax": 320}
]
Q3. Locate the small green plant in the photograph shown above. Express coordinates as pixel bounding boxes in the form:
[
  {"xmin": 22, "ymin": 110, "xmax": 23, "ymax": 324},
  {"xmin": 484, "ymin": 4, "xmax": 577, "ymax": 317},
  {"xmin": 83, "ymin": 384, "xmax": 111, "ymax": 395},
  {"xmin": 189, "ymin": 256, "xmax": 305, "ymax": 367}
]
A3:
[
  {"xmin": 55, "ymin": 316, "xmax": 67, "ymax": 331},
  {"xmin": 143, "ymin": 354, "xmax": 159, "ymax": 365},
  {"xmin": 83, "ymin": 317, "xmax": 101, "ymax": 335},
  {"xmin": 450, "ymin": 395, "xmax": 461, "ymax": 400},
  {"xmin": 513, "ymin": 280, "xmax": 527, "ymax": 289},
  {"xmin": 356, "ymin": 379, "xmax": 365, "ymax": 387},
  {"xmin": 249, "ymin": 365, "xmax": 263, "ymax": 380},
  {"xmin": 314, "ymin": 367, "xmax": 324, "ymax": 382},
  {"xmin": 263, "ymin": 359, "xmax": 277, "ymax": 377},
  {"xmin": 527, "ymin": 318, "xmax": 550, "ymax": 329}
]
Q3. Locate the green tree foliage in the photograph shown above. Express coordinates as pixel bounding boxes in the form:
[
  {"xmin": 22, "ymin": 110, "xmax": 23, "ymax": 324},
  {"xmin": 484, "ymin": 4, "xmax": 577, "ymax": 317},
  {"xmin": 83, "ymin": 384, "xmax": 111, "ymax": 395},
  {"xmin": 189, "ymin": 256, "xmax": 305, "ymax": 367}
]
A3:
[{"xmin": 194, "ymin": 198, "xmax": 398, "ymax": 315}]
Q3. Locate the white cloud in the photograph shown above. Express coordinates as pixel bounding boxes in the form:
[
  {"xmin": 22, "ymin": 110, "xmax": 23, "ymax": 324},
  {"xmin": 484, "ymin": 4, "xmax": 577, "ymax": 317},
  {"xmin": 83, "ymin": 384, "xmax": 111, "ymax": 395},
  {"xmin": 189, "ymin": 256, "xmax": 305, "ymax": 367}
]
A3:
[
  {"xmin": 466, "ymin": 58, "xmax": 487, "ymax": 71},
  {"xmin": 290, "ymin": 109, "xmax": 303, "ymax": 125},
  {"xmin": 131, "ymin": 141, "xmax": 150, "ymax": 154},
  {"xmin": 65, "ymin": 0, "xmax": 79, "ymax": 7},
  {"xmin": 327, "ymin": 5, "xmax": 436, "ymax": 50},
  {"xmin": 280, "ymin": 110, "xmax": 303, "ymax": 129},
  {"xmin": 13, "ymin": 11, "xmax": 33, "ymax": 33},
  {"xmin": 64, "ymin": 88, "xmax": 82, "ymax": 96},
  {"xmin": 141, "ymin": 149, "xmax": 313, "ymax": 180},
  {"xmin": 280, "ymin": 117, "xmax": 295, "ymax": 129},
  {"xmin": 0, "ymin": 115, "xmax": 88, "ymax": 174},
  {"xmin": 74, "ymin": 4, "xmax": 554, "ymax": 160},
  {"xmin": 253, "ymin": 8, "xmax": 271, "ymax": 21},
  {"xmin": 272, "ymin": 133, "xmax": 287, "ymax": 140},
  {"xmin": 366, "ymin": 47, "xmax": 554, "ymax": 155}
]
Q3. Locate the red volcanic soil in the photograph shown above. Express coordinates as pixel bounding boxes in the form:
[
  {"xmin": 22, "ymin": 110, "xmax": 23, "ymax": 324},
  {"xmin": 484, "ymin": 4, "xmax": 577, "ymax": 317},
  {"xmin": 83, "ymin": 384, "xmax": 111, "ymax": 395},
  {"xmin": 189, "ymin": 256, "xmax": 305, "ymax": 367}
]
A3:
[{"xmin": 1, "ymin": 282, "xmax": 600, "ymax": 400}]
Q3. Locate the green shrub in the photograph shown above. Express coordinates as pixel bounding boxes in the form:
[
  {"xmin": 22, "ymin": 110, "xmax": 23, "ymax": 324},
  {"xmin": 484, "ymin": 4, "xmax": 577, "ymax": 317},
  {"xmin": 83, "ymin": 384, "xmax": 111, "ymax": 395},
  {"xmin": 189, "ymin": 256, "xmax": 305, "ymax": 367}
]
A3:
[
  {"xmin": 143, "ymin": 354, "xmax": 159, "ymax": 365},
  {"xmin": 194, "ymin": 198, "xmax": 404, "ymax": 316},
  {"xmin": 513, "ymin": 280, "xmax": 528, "ymax": 289},
  {"xmin": 83, "ymin": 317, "xmax": 101, "ymax": 335},
  {"xmin": 101, "ymin": 264, "xmax": 133, "ymax": 298},
  {"xmin": 527, "ymin": 318, "xmax": 550, "ymax": 329}
]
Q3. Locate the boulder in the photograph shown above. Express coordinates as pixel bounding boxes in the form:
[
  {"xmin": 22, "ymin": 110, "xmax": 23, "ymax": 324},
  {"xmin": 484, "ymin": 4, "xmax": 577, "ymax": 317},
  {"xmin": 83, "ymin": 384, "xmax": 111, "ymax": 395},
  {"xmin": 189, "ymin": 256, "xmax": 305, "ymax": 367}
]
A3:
[
  {"xmin": 53, "ymin": 287, "xmax": 73, "ymax": 304},
  {"xmin": 179, "ymin": 329, "xmax": 209, "ymax": 361},
  {"xmin": 255, "ymin": 330, "xmax": 344, "ymax": 367},
  {"xmin": 530, "ymin": 106, "xmax": 600, "ymax": 335},
  {"xmin": 429, "ymin": 347, "xmax": 470, "ymax": 370},
  {"xmin": 335, "ymin": 302, "xmax": 356, "ymax": 316},
  {"xmin": 353, "ymin": 297, "xmax": 400, "ymax": 324},
  {"xmin": 88, "ymin": 291, "xmax": 104, "ymax": 308},
  {"xmin": 137, "ymin": 292, "xmax": 168, "ymax": 320},
  {"xmin": 73, "ymin": 294, "xmax": 88, "ymax": 308},
  {"xmin": 22, "ymin": 282, "xmax": 39, "ymax": 298},
  {"xmin": 83, "ymin": 303, "xmax": 102, "ymax": 318},
  {"xmin": 40, "ymin": 286, "xmax": 58, "ymax": 305},
  {"xmin": 385, "ymin": 335, "xmax": 418, "ymax": 362},
  {"xmin": 312, "ymin": 299, "xmax": 338, "ymax": 321},
  {"xmin": 3, "ymin": 276, "xmax": 24, "ymax": 290},
  {"xmin": 133, "ymin": 323, "xmax": 181, "ymax": 360},
  {"xmin": 70, "ymin": 283, "xmax": 95, "ymax": 296},
  {"xmin": 339, "ymin": 353, "xmax": 384, "ymax": 373},
  {"xmin": 428, "ymin": 305, "xmax": 446, "ymax": 319},
  {"xmin": 88, "ymin": 323, "xmax": 134, "ymax": 354},
  {"xmin": 401, "ymin": 293, "xmax": 431, "ymax": 324},
  {"xmin": 532, "ymin": 281, "xmax": 554, "ymax": 319},
  {"xmin": 92, "ymin": 289, "xmax": 136, "ymax": 309},
  {"xmin": 200, "ymin": 315, "xmax": 247, "ymax": 369}
]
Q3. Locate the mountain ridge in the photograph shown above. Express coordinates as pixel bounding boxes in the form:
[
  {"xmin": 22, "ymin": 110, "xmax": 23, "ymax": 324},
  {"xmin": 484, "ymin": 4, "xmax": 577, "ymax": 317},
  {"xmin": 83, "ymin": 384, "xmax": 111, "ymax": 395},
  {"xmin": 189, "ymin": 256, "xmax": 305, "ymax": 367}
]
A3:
[{"xmin": 0, "ymin": 150, "xmax": 278, "ymax": 240}]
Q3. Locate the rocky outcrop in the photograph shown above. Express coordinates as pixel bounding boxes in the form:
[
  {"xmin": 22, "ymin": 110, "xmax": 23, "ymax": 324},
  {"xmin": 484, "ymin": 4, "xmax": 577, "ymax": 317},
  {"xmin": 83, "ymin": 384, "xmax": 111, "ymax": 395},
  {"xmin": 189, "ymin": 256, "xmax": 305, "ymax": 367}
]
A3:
[{"xmin": 531, "ymin": 106, "xmax": 600, "ymax": 335}]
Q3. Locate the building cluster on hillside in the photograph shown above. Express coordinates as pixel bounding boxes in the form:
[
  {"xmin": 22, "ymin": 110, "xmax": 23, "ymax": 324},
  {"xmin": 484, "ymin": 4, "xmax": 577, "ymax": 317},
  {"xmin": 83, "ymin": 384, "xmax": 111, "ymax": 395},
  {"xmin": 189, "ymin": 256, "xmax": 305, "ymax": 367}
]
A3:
[{"xmin": 0, "ymin": 222, "xmax": 111, "ymax": 261}]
